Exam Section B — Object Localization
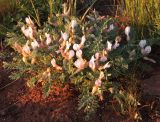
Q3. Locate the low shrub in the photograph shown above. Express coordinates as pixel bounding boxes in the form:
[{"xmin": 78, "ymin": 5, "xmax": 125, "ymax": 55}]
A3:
[{"xmin": 3, "ymin": 9, "xmax": 156, "ymax": 120}]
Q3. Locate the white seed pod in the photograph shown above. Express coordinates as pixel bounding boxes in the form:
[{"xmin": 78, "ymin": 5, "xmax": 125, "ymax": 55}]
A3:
[
  {"xmin": 125, "ymin": 26, "xmax": 130, "ymax": 36},
  {"xmin": 106, "ymin": 41, "xmax": 112, "ymax": 51},
  {"xmin": 68, "ymin": 50, "xmax": 75, "ymax": 60},
  {"xmin": 89, "ymin": 55, "xmax": 96, "ymax": 71},
  {"xmin": 125, "ymin": 26, "xmax": 131, "ymax": 41},
  {"xmin": 139, "ymin": 40, "xmax": 146, "ymax": 48}
]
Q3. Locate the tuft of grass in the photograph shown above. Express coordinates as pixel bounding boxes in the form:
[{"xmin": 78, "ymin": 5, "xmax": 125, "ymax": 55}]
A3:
[
  {"xmin": 123, "ymin": 0, "xmax": 160, "ymax": 25},
  {"xmin": 122, "ymin": 0, "xmax": 160, "ymax": 38}
]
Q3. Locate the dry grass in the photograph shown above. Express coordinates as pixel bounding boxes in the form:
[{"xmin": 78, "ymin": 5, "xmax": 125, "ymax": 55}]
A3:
[
  {"xmin": 0, "ymin": 0, "xmax": 10, "ymax": 13},
  {"xmin": 123, "ymin": 0, "xmax": 160, "ymax": 26},
  {"xmin": 0, "ymin": 0, "xmax": 16, "ymax": 16}
]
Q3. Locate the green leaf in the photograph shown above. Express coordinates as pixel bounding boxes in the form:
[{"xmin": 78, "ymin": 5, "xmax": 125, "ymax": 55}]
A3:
[{"xmin": 43, "ymin": 81, "xmax": 52, "ymax": 97}]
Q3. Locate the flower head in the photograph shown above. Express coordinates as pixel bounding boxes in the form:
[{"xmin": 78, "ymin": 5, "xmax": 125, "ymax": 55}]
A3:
[
  {"xmin": 45, "ymin": 33, "xmax": 52, "ymax": 45},
  {"xmin": 71, "ymin": 20, "xmax": 77, "ymax": 29},
  {"xmin": 25, "ymin": 16, "xmax": 34, "ymax": 26},
  {"xmin": 73, "ymin": 43, "xmax": 81, "ymax": 51},
  {"xmin": 100, "ymin": 56, "xmax": 107, "ymax": 62},
  {"xmin": 61, "ymin": 31, "xmax": 68, "ymax": 41},
  {"xmin": 113, "ymin": 41, "xmax": 120, "ymax": 49},
  {"xmin": 100, "ymin": 50, "xmax": 107, "ymax": 62},
  {"xmin": 22, "ymin": 41, "xmax": 31, "ymax": 55},
  {"xmin": 76, "ymin": 50, "xmax": 82, "ymax": 59},
  {"xmin": 108, "ymin": 24, "xmax": 114, "ymax": 31},
  {"xmin": 31, "ymin": 40, "xmax": 39, "ymax": 50},
  {"xmin": 74, "ymin": 58, "xmax": 87, "ymax": 70},
  {"xmin": 145, "ymin": 46, "xmax": 151, "ymax": 54},
  {"xmin": 51, "ymin": 58, "xmax": 62, "ymax": 70},
  {"xmin": 125, "ymin": 26, "xmax": 130, "ymax": 35},
  {"xmin": 95, "ymin": 52, "xmax": 100, "ymax": 60},
  {"xmin": 141, "ymin": 46, "xmax": 151, "ymax": 55},
  {"xmin": 95, "ymin": 79, "xmax": 102, "ymax": 87},
  {"xmin": 80, "ymin": 35, "xmax": 86, "ymax": 46},
  {"xmin": 21, "ymin": 26, "xmax": 34, "ymax": 39},
  {"xmin": 125, "ymin": 26, "xmax": 131, "ymax": 41},
  {"xmin": 89, "ymin": 55, "xmax": 96, "ymax": 71}
]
